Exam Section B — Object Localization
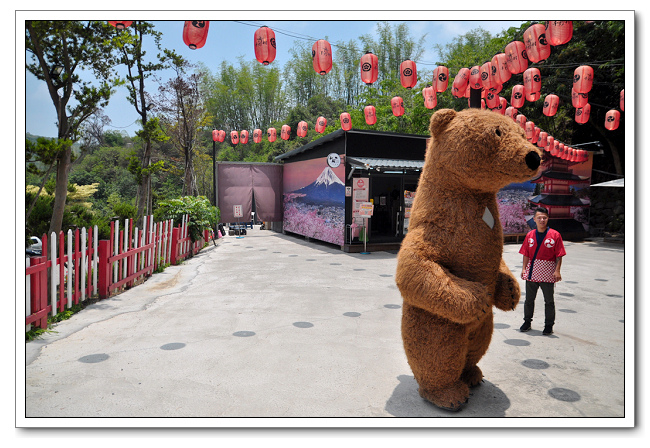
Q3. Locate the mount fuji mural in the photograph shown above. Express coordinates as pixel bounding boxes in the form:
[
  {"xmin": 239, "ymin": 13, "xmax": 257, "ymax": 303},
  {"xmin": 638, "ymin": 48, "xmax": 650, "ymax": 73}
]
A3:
[{"xmin": 283, "ymin": 156, "xmax": 346, "ymax": 246}]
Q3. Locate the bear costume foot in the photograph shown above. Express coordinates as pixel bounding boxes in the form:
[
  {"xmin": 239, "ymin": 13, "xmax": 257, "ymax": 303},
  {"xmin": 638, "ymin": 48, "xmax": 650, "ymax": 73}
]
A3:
[
  {"xmin": 418, "ymin": 380, "xmax": 470, "ymax": 412},
  {"xmin": 461, "ymin": 365, "xmax": 484, "ymax": 388}
]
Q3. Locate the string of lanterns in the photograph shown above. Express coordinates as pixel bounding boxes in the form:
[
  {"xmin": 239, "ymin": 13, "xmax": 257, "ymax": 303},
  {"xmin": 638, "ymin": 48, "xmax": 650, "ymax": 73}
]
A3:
[{"xmin": 109, "ymin": 20, "xmax": 624, "ymax": 163}]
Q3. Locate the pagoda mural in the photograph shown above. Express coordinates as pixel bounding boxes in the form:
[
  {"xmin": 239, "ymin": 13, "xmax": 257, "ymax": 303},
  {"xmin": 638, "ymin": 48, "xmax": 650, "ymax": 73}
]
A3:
[{"xmin": 527, "ymin": 152, "xmax": 593, "ymax": 239}]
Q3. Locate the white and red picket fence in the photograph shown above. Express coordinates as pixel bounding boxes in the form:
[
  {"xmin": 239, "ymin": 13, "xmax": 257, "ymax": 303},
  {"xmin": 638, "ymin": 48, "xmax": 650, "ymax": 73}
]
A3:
[{"xmin": 25, "ymin": 214, "xmax": 212, "ymax": 332}]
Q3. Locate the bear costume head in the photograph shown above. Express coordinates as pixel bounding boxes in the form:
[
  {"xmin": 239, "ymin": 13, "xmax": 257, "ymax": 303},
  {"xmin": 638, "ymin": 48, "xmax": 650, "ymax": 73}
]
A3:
[{"xmin": 396, "ymin": 108, "xmax": 542, "ymax": 411}]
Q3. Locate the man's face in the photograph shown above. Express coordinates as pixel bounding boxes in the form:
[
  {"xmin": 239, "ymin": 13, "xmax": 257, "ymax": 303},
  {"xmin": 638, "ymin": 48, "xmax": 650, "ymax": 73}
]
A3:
[{"xmin": 534, "ymin": 211, "xmax": 549, "ymax": 229}]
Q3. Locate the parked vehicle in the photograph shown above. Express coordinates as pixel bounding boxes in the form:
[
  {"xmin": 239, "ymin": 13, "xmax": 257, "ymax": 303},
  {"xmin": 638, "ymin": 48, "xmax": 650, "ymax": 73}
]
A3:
[{"xmin": 26, "ymin": 236, "xmax": 42, "ymax": 256}]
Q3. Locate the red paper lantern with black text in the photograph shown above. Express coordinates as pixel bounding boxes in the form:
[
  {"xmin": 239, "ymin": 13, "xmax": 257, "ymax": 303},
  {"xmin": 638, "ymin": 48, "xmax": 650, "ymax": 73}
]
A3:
[
  {"xmin": 400, "ymin": 60, "xmax": 418, "ymax": 89},
  {"xmin": 312, "ymin": 40, "xmax": 332, "ymax": 75},
  {"xmin": 423, "ymin": 86, "xmax": 437, "ymax": 109},
  {"xmin": 511, "ymin": 85, "xmax": 525, "ymax": 108},
  {"xmin": 543, "ymin": 94, "xmax": 560, "ymax": 116},
  {"xmin": 572, "ymin": 88, "xmax": 588, "ymax": 108},
  {"xmin": 212, "ymin": 129, "xmax": 220, "ymax": 142},
  {"xmin": 547, "ymin": 21, "xmax": 573, "ymax": 46},
  {"xmin": 240, "ymin": 130, "xmax": 249, "ymax": 144},
  {"xmin": 526, "ymin": 91, "xmax": 541, "ymax": 102},
  {"xmin": 433, "ymin": 66, "xmax": 449, "ymax": 92},
  {"xmin": 340, "ymin": 113, "xmax": 352, "ymax": 131},
  {"xmin": 453, "ymin": 68, "xmax": 470, "ymax": 93},
  {"xmin": 254, "ymin": 26, "xmax": 276, "ymax": 65},
  {"xmin": 364, "ymin": 105, "xmax": 377, "ymax": 125},
  {"xmin": 532, "ymin": 126, "xmax": 540, "ymax": 144},
  {"xmin": 315, "ymin": 117, "xmax": 327, "ymax": 134},
  {"xmin": 391, "ymin": 96, "xmax": 405, "ymax": 116},
  {"xmin": 183, "ymin": 21, "xmax": 209, "ymax": 50},
  {"xmin": 505, "ymin": 106, "xmax": 518, "ymax": 121},
  {"xmin": 253, "ymin": 129, "xmax": 262, "ymax": 143},
  {"xmin": 605, "ymin": 110, "xmax": 620, "ymax": 131},
  {"xmin": 281, "ymin": 125, "xmax": 291, "ymax": 140},
  {"xmin": 575, "ymin": 103, "xmax": 591, "ymax": 124},
  {"xmin": 525, "ymin": 121, "xmax": 535, "ymax": 141},
  {"xmin": 297, "ymin": 121, "xmax": 308, "ymax": 138},
  {"xmin": 505, "ymin": 41, "xmax": 529, "ymax": 74},
  {"xmin": 492, "ymin": 53, "xmax": 511, "ymax": 85},
  {"xmin": 524, "ymin": 67, "xmax": 542, "ymax": 94},
  {"xmin": 230, "ymin": 130, "xmax": 239, "ymax": 145},
  {"xmin": 267, "ymin": 128, "xmax": 277, "ymax": 142},
  {"xmin": 620, "ymin": 89, "xmax": 624, "ymax": 111},
  {"xmin": 469, "ymin": 66, "xmax": 482, "ymax": 89},
  {"xmin": 485, "ymin": 90, "xmax": 499, "ymax": 109},
  {"xmin": 537, "ymin": 131, "xmax": 548, "ymax": 148},
  {"xmin": 480, "ymin": 62, "xmax": 495, "ymax": 91},
  {"xmin": 516, "ymin": 114, "xmax": 526, "ymax": 129},
  {"xmin": 546, "ymin": 136, "xmax": 554, "ymax": 153},
  {"xmin": 523, "ymin": 23, "xmax": 551, "ymax": 63},
  {"xmin": 573, "ymin": 65, "xmax": 594, "ymax": 94},
  {"xmin": 109, "ymin": 21, "xmax": 132, "ymax": 29},
  {"xmin": 551, "ymin": 140, "xmax": 560, "ymax": 157},
  {"xmin": 360, "ymin": 51, "xmax": 378, "ymax": 85},
  {"xmin": 494, "ymin": 96, "xmax": 507, "ymax": 114}
]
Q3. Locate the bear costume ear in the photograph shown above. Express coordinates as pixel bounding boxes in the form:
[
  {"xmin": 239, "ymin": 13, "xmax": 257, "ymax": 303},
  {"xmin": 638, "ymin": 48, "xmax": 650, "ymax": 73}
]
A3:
[{"xmin": 429, "ymin": 108, "xmax": 457, "ymax": 137}]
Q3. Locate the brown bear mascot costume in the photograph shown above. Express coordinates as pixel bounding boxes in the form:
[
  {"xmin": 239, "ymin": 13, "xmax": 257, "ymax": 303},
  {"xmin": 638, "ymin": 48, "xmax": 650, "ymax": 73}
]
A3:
[{"xmin": 396, "ymin": 108, "xmax": 542, "ymax": 411}]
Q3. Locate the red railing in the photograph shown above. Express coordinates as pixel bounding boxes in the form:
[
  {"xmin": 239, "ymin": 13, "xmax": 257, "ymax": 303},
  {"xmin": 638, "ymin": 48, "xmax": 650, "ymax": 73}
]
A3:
[{"xmin": 25, "ymin": 215, "xmax": 211, "ymax": 331}]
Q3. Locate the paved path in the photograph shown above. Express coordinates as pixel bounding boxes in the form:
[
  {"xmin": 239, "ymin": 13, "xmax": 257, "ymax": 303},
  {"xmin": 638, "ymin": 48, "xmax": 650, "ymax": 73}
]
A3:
[{"xmin": 22, "ymin": 228, "xmax": 628, "ymax": 423}]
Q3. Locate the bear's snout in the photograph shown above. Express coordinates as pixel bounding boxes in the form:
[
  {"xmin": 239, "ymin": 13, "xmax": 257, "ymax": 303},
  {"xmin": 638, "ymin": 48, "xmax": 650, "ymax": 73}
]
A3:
[{"xmin": 525, "ymin": 151, "xmax": 541, "ymax": 171}]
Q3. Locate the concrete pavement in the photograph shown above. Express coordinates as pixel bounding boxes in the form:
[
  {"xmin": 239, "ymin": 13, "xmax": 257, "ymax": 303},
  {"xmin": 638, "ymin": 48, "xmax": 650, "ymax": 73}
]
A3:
[{"xmin": 21, "ymin": 227, "xmax": 630, "ymax": 425}]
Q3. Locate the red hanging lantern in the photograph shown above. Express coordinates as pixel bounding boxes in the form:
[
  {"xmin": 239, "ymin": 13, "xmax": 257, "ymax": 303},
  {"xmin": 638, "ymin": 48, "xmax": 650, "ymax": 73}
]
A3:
[
  {"xmin": 391, "ymin": 97, "xmax": 405, "ymax": 117},
  {"xmin": 433, "ymin": 66, "xmax": 449, "ymax": 92},
  {"xmin": 212, "ymin": 129, "xmax": 219, "ymax": 142},
  {"xmin": 525, "ymin": 121, "xmax": 535, "ymax": 141},
  {"xmin": 240, "ymin": 130, "xmax": 249, "ymax": 144},
  {"xmin": 505, "ymin": 41, "xmax": 529, "ymax": 74},
  {"xmin": 511, "ymin": 84, "xmax": 525, "ymax": 108},
  {"xmin": 546, "ymin": 136, "xmax": 555, "ymax": 153},
  {"xmin": 254, "ymin": 26, "xmax": 276, "ymax": 65},
  {"xmin": 315, "ymin": 116, "xmax": 327, "ymax": 134},
  {"xmin": 573, "ymin": 65, "xmax": 594, "ymax": 94},
  {"xmin": 620, "ymin": 89, "xmax": 625, "ymax": 111},
  {"xmin": 572, "ymin": 88, "xmax": 588, "ymax": 108},
  {"xmin": 109, "ymin": 21, "xmax": 132, "ymax": 29},
  {"xmin": 453, "ymin": 68, "xmax": 470, "ymax": 93},
  {"xmin": 532, "ymin": 126, "xmax": 541, "ymax": 144},
  {"xmin": 526, "ymin": 91, "xmax": 541, "ymax": 102},
  {"xmin": 523, "ymin": 23, "xmax": 551, "ymax": 64},
  {"xmin": 485, "ymin": 90, "xmax": 499, "ymax": 109},
  {"xmin": 218, "ymin": 130, "xmax": 226, "ymax": 142},
  {"xmin": 360, "ymin": 51, "xmax": 378, "ymax": 85},
  {"xmin": 183, "ymin": 21, "xmax": 209, "ymax": 50},
  {"xmin": 523, "ymin": 67, "xmax": 542, "ymax": 94},
  {"xmin": 364, "ymin": 105, "xmax": 377, "ymax": 125},
  {"xmin": 422, "ymin": 86, "xmax": 437, "ymax": 109},
  {"xmin": 505, "ymin": 106, "xmax": 518, "ymax": 121},
  {"xmin": 297, "ymin": 121, "xmax": 308, "ymax": 138},
  {"xmin": 543, "ymin": 94, "xmax": 560, "ymax": 116},
  {"xmin": 537, "ymin": 131, "xmax": 548, "ymax": 148},
  {"xmin": 253, "ymin": 129, "xmax": 262, "ymax": 143},
  {"xmin": 267, "ymin": 128, "xmax": 277, "ymax": 142},
  {"xmin": 493, "ymin": 96, "xmax": 507, "ymax": 115},
  {"xmin": 547, "ymin": 21, "xmax": 573, "ymax": 46},
  {"xmin": 559, "ymin": 143, "xmax": 568, "ymax": 159},
  {"xmin": 400, "ymin": 60, "xmax": 418, "ymax": 89},
  {"xmin": 605, "ymin": 110, "xmax": 621, "ymax": 131},
  {"xmin": 551, "ymin": 140, "xmax": 560, "ymax": 157},
  {"xmin": 575, "ymin": 103, "xmax": 591, "ymax": 124},
  {"xmin": 281, "ymin": 125, "xmax": 291, "ymax": 140},
  {"xmin": 491, "ymin": 53, "xmax": 511, "ymax": 85},
  {"xmin": 230, "ymin": 130, "xmax": 239, "ymax": 145},
  {"xmin": 469, "ymin": 66, "xmax": 482, "ymax": 89},
  {"xmin": 516, "ymin": 114, "xmax": 526, "ymax": 129},
  {"xmin": 480, "ymin": 62, "xmax": 495, "ymax": 91},
  {"xmin": 312, "ymin": 39, "xmax": 332, "ymax": 75},
  {"xmin": 340, "ymin": 112, "xmax": 352, "ymax": 131}
]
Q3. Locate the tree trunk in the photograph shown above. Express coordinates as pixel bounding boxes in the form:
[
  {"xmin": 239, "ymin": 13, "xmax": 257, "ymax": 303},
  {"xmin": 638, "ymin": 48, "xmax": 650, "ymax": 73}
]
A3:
[
  {"xmin": 137, "ymin": 140, "xmax": 152, "ymax": 227},
  {"xmin": 48, "ymin": 147, "xmax": 72, "ymax": 235}
]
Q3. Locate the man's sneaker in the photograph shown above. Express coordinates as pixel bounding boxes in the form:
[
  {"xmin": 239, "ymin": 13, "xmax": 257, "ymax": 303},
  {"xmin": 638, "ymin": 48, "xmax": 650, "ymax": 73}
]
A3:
[
  {"xmin": 519, "ymin": 322, "xmax": 531, "ymax": 332},
  {"xmin": 543, "ymin": 325, "xmax": 554, "ymax": 335}
]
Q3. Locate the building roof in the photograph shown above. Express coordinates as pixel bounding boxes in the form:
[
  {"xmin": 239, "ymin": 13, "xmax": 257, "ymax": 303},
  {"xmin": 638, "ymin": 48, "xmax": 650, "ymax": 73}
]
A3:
[
  {"xmin": 529, "ymin": 194, "xmax": 589, "ymax": 207},
  {"xmin": 531, "ymin": 170, "xmax": 591, "ymax": 183},
  {"xmin": 273, "ymin": 128, "xmax": 428, "ymax": 161},
  {"xmin": 347, "ymin": 157, "xmax": 424, "ymax": 171},
  {"xmin": 591, "ymin": 178, "xmax": 624, "ymax": 187}
]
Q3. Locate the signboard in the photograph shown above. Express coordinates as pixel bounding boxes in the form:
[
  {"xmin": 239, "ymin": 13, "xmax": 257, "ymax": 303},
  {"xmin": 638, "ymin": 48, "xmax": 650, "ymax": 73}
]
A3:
[
  {"xmin": 352, "ymin": 177, "xmax": 369, "ymax": 219},
  {"xmin": 358, "ymin": 202, "xmax": 374, "ymax": 218},
  {"xmin": 233, "ymin": 204, "xmax": 243, "ymax": 218}
]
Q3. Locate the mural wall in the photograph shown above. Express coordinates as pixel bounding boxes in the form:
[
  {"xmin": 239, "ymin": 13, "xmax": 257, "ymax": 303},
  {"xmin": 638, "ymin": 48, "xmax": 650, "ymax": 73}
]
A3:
[{"xmin": 282, "ymin": 154, "xmax": 346, "ymax": 246}]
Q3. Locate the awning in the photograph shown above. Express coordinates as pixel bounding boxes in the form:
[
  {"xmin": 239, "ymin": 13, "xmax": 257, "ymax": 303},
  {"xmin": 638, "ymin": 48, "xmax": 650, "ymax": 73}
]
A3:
[
  {"xmin": 591, "ymin": 178, "xmax": 624, "ymax": 187},
  {"xmin": 347, "ymin": 157, "xmax": 424, "ymax": 171}
]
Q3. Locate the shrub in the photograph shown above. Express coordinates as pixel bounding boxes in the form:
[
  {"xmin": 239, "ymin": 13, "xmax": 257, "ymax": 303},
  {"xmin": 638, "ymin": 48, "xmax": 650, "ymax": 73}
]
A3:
[{"xmin": 155, "ymin": 196, "xmax": 220, "ymax": 243}]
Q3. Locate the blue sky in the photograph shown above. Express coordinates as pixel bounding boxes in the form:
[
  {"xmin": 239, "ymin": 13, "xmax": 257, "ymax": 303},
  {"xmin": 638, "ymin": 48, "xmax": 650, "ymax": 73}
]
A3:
[{"xmin": 24, "ymin": 17, "xmax": 529, "ymax": 138}]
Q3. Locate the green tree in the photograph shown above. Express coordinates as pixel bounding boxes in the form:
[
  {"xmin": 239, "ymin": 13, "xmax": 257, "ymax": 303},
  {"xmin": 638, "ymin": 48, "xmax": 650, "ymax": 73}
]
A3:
[
  {"xmin": 25, "ymin": 20, "xmax": 122, "ymax": 235},
  {"xmin": 155, "ymin": 196, "xmax": 220, "ymax": 249}
]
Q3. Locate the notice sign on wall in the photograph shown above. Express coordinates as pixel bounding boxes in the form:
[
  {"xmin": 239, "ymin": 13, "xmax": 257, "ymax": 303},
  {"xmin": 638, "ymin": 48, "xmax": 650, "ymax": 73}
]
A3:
[
  {"xmin": 358, "ymin": 202, "xmax": 374, "ymax": 218},
  {"xmin": 233, "ymin": 204, "xmax": 243, "ymax": 218},
  {"xmin": 352, "ymin": 177, "xmax": 369, "ymax": 220}
]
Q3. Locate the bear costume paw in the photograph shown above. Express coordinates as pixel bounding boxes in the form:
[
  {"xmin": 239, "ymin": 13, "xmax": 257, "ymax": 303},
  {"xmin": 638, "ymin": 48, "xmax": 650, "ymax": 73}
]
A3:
[
  {"xmin": 419, "ymin": 380, "xmax": 470, "ymax": 412},
  {"xmin": 493, "ymin": 270, "xmax": 521, "ymax": 311},
  {"xmin": 461, "ymin": 365, "xmax": 484, "ymax": 388}
]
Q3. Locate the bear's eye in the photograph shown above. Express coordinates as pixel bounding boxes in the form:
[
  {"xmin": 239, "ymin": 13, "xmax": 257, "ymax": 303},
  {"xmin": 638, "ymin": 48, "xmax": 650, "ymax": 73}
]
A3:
[{"xmin": 495, "ymin": 127, "xmax": 502, "ymax": 137}]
